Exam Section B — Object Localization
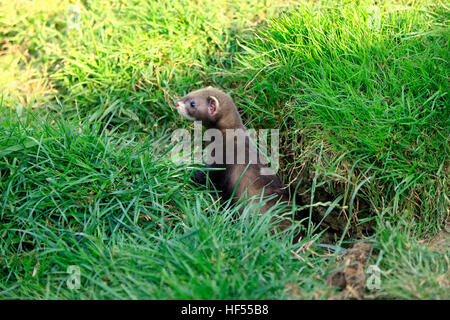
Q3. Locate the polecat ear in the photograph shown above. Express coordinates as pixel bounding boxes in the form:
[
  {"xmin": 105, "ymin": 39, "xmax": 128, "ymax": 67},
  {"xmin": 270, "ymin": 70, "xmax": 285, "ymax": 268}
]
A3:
[{"xmin": 207, "ymin": 96, "xmax": 219, "ymax": 116}]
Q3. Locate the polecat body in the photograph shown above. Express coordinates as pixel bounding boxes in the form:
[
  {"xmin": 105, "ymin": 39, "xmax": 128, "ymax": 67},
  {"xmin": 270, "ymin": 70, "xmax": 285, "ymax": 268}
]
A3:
[{"xmin": 174, "ymin": 87, "xmax": 295, "ymax": 229}]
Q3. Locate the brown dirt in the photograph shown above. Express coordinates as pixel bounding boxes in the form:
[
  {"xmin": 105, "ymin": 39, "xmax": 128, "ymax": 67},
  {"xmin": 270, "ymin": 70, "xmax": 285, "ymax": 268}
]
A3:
[
  {"xmin": 326, "ymin": 242, "xmax": 372, "ymax": 300},
  {"xmin": 287, "ymin": 164, "xmax": 375, "ymax": 239},
  {"xmin": 421, "ymin": 218, "xmax": 450, "ymax": 253}
]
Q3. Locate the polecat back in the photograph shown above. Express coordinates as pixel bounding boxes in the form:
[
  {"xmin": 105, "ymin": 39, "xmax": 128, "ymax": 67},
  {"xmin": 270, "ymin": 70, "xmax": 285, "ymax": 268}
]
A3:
[{"xmin": 175, "ymin": 87, "xmax": 297, "ymax": 231}]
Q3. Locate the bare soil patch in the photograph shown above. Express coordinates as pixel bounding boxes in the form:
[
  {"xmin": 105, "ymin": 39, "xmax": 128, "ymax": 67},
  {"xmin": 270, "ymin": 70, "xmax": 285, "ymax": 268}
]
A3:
[{"xmin": 326, "ymin": 242, "xmax": 373, "ymax": 299}]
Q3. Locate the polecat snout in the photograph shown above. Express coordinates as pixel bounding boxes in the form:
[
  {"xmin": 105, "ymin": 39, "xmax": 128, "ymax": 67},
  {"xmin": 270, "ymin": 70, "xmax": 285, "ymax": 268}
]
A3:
[
  {"xmin": 175, "ymin": 87, "xmax": 243, "ymax": 130},
  {"xmin": 175, "ymin": 87, "xmax": 300, "ymax": 232}
]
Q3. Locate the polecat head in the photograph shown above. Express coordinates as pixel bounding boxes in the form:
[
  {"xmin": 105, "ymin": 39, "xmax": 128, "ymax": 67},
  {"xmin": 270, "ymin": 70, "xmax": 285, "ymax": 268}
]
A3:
[{"xmin": 174, "ymin": 87, "xmax": 243, "ymax": 130}]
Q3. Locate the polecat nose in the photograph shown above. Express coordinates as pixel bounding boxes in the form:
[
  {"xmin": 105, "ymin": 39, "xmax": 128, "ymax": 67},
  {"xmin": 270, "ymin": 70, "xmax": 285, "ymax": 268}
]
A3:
[{"xmin": 174, "ymin": 101, "xmax": 180, "ymax": 108}]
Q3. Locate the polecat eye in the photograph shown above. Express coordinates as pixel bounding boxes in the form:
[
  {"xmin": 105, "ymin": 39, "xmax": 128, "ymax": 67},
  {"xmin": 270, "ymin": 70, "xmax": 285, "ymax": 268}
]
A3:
[{"xmin": 190, "ymin": 101, "xmax": 196, "ymax": 108}]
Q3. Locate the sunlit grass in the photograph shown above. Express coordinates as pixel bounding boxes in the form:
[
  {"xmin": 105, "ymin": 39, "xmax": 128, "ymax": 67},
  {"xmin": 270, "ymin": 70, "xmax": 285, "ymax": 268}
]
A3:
[{"xmin": 0, "ymin": 0, "xmax": 448, "ymax": 299}]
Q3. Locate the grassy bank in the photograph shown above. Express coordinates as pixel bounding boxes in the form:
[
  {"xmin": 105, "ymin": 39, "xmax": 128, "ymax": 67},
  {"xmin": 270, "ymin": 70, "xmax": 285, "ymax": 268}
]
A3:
[{"xmin": 0, "ymin": 0, "xmax": 448, "ymax": 299}]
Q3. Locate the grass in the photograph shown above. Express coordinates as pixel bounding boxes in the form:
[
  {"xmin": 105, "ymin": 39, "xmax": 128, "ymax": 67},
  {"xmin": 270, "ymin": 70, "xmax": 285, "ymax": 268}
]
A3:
[
  {"xmin": 223, "ymin": 2, "xmax": 449, "ymax": 234},
  {"xmin": 0, "ymin": 0, "xmax": 448, "ymax": 299}
]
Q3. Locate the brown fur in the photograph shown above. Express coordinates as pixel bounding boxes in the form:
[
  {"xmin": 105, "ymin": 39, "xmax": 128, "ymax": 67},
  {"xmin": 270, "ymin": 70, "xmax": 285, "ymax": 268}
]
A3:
[{"xmin": 175, "ymin": 87, "xmax": 295, "ymax": 231}]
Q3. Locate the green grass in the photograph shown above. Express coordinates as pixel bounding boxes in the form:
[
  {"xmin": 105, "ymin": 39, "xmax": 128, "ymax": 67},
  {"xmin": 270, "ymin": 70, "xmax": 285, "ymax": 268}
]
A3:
[
  {"xmin": 224, "ymin": 2, "xmax": 449, "ymax": 233},
  {"xmin": 0, "ymin": 0, "xmax": 448, "ymax": 299}
]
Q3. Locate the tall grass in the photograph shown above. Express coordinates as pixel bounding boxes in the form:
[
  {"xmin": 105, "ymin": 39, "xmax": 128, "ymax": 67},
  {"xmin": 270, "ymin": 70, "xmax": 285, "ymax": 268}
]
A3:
[
  {"xmin": 0, "ymin": 0, "xmax": 448, "ymax": 299},
  {"xmin": 222, "ymin": 0, "xmax": 449, "ymax": 234}
]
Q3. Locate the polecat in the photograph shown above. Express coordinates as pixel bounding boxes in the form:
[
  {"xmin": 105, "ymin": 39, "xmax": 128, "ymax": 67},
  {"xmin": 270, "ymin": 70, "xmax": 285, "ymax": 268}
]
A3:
[{"xmin": 174, "ymin": 87, "xmax": 302, "ymax": 233}]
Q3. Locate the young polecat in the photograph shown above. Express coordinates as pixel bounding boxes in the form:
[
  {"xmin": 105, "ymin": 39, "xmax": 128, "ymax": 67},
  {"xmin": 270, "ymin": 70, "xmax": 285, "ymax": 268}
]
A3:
[{"xmin": 174, "ymin": 87, "xmax": 301, "ymax": 232}]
